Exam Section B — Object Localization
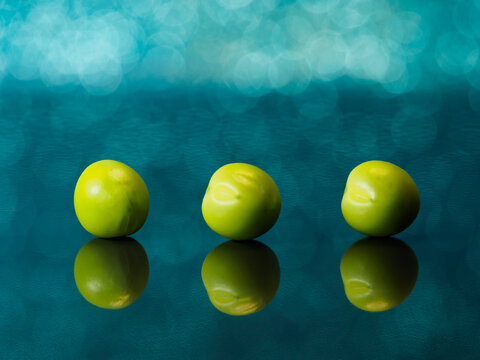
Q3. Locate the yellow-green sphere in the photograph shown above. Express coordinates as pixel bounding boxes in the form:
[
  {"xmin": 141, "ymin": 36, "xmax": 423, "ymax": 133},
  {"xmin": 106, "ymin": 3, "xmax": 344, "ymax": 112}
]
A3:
[
  {"xmin": 341, "ymin": 160, "xmax": 420, "ymax": 237},
  {"xmin": 202, "ymin": 163, "xmax": 281, "ymax": 240},
  {"xmin": 74, "ymin": 160, "xmax": 149, "ymax": 238}
]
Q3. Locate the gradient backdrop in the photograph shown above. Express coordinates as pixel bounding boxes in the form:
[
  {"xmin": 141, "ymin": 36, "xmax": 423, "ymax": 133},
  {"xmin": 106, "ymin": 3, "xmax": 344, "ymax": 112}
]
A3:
[{"xmin": 1, "ymin": 0, "xmax": 480, "ymax": 359}]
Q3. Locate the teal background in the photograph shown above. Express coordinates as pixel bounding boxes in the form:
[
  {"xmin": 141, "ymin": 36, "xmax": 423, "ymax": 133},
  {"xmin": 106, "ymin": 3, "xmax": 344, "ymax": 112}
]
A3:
[{"xmin": 1, "ymin": 0, "xmax": 480, "ymax": 359}]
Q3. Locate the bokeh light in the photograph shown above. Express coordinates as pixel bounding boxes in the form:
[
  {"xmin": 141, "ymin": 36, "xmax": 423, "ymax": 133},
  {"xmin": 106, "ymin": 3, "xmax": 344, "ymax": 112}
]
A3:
[
  {"xmin": 435, "ymin": 31, "xmax": 479, "ymax": 76},
  {"xmin": 0, "ymin": 0, "xmax": 479, "ymax": 95}
]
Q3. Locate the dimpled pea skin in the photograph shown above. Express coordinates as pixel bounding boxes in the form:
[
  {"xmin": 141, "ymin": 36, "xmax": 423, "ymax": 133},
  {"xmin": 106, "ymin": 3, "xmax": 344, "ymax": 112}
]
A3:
[
  {"xmin": 74, "ymin": 237, "xmax": 149, "ymax": 309},
  {"xmin": 341, "ymin": 160, "xmax": 420, "ymax": 237},
  {"xmin": 74, "ymin": 160, "xmax": 149, "ymax": 238},
  {"xmin": 340, "ymin": 237, "xmax": 418, "ymax": 312},
  {"xmin": 202, "ymin": 163, "xmax": 281, "ymax": 240},
  {"xmin": 201, "ymin": 240, "xmax": 280, "ymax": 316}
]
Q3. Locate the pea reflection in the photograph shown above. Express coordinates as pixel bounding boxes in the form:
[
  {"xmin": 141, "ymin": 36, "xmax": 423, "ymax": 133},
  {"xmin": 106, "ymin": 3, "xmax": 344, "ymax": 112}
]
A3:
[
  {"xmin": 340, "ymin": 237, "xmax": 418, "ymax": 312},
  {"xmin": 74, "ymin": 237, "xmax": 149, "ymax": 309},
  {"xmin": 201, "ymin": 240, "xmax": 280, "ymax": 316}
]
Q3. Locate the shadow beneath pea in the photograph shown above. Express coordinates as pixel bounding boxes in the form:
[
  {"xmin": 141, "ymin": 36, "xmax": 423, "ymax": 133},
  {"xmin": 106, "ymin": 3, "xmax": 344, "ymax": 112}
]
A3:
[
  {"xmin": 340, "ymin": 237, "xmax": 418, "ymax": 312},
  {"xmin": 74, "ymin": 237, "xmax": 149, "ymax": 309},
  {"xmin": 201, "ymin": 239, "xmax": 280, "ymax": 316}
]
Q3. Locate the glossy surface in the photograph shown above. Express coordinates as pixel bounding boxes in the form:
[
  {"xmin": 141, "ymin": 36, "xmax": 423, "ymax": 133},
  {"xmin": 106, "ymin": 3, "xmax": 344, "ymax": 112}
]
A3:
[
  {"xmin": 341, "ymin": 160, "xmax": 420, "ymax": 237},
  {"xmin": 74, "ymin": 237, "xmax": 149, "ymax": 309},
  {"xmin": 201, "ymin": 240, "xmax": 280, "ymax": 316},
  {"xmin": 202, "ymin": 163, "xmax": 281, "ymax": 240},
  {"xmin": 340, "ymin": 237, "xmax": 418, "ymax": 312},
  {"xmin": 1, "ymin": 87, "xmax": 479, "ymax": 359},
  {"xmin": 74, "ymin": 160, "xmax": 150, "ymax": 238}
]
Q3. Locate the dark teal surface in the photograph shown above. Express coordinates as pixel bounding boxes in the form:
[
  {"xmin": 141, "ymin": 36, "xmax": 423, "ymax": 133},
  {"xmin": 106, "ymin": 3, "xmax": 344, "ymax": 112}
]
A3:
[{"xmin": 0, "ymin": 85, "xmax": 479, "ymax": 359}]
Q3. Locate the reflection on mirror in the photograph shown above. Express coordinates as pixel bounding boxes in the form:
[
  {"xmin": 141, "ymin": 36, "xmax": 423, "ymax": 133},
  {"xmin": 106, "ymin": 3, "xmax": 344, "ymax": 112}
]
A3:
[
  {"xmin": 340, "ymin": 237, "xmax": 418, "ymax": 312},
  {"xmin": 74, "ymin": 237, "xmax": 149, "ymax": 309},
  {"xmin": 201, "ymin": 240, "xmax": 280, "ymax": 316}
]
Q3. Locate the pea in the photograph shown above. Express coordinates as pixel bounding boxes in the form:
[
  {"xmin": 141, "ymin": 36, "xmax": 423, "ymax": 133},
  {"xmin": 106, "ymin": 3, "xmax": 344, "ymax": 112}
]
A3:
[
  {"xmin": 74, "ymin": 237, "xmax": 149, "ymax": 309},
  {"xmin": 202, "ymin": 163, "xmax": 281, "ymax": 240},
  {"xmin": 201, "ymin": 240, "xmax": 280, "ymax": 316},
  {"xmin": 340, "ymin": 237, "xmax": 418, "ymax": 312},
  {"xmin": 74, "ymin": 160, "xmax": 149, "ymax": 238},
  {"xmin": 341, "ymin": 160, "xmax": 420, "ymax": 237}
]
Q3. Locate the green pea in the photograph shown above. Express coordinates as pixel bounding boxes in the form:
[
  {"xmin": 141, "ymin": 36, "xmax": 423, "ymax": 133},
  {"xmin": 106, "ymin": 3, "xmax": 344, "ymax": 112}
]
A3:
[
  {"xmin": 202, "ymin": 163, "xmax": 281, "ymax": 240},
  {"xmin": 74, "ymin": 237, "xmax": 149, "ymax": 309},
  {"xmin": 74, "ymin": 160, "xmax": 150, "ymax": 238},
  {"xmin": 341, "ymin": 160, "xmax": 420, "ymax": 237},
  {"xmin": 201, "ymin": 240, "xmax": 280, "ymax": 316},
  {"xmin": 340, "ymin": 237, "xmax": 418, "ymax": 312}
]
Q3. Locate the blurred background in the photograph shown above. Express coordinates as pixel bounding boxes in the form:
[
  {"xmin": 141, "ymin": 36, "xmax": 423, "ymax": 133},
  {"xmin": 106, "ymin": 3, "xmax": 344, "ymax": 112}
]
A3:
[
  {"xmin": 1, "ymin": 0, "xmax": 480, "ymax": 359},
  {"xmin": 2, "ymin": 0, "xmax": 480, "ymax": 94}
]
